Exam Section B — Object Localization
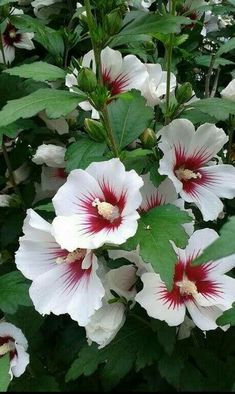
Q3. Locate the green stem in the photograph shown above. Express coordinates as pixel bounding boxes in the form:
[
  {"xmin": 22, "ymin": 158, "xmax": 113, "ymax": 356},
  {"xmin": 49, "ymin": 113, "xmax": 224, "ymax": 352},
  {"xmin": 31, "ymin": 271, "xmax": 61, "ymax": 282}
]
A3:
[
  {"xmin": 84, "ymin": 0, "xmax": 119, "ymax": 157},
  {"xmin": 165, "ymin": 0, "xmax": 176, "ymax": 125},
  {"xmin": 102, "ymin": 105, "xmax": 120, "ymax": 157}
]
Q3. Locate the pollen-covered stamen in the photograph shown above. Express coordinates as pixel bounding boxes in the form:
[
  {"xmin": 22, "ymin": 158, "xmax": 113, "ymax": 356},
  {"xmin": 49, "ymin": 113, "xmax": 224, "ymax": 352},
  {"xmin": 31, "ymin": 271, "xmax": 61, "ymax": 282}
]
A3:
[
  {"xmin": 92, "ymin": 198, "xmax": 120, "ymax": 222},
  {"xmin": 0, "ymin": 341, "xmax": 15, "ymax": 356},
  {"xmin": 176, "ymin": 278, "xmax": 198, "ymax": 296},
  {"xmin": 175, "ymin": 167, "xmax": 202, "ymax": 181},
  {"xmin": 9, "ymin": 30, "xmax": 16, "ymax": 39},
  {"xmin": 56, "ymin": 248, "xmax": 87, "ymax": 265}
]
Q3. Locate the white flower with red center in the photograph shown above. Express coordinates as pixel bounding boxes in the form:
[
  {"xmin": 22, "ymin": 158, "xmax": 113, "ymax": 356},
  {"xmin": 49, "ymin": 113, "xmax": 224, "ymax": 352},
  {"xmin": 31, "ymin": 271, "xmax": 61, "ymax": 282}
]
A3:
[
  {"xmin": 0, "ymin": 322, "xmax": 29, "ymax": 379},
  {"xmin": 140, "ymin": 173, "xmax": 194, "ymax": 235},
  {"xmin": 85, "ymin": 264, "xmax": 137, "ymax": 348},
  {"xmin": 136, "ymin": 228, "xmax": 235, "ymax": 331},
  {"xmin": 52, "ymin": 158, "xmax": 143, "ymax": 251},
  {"xmin": 158, "ymin": 119, "xmax": 235, "ymax": 221},
  {"xmin": 66, "ymin": 46, "xmax": 149, "ymax": 119},
  {"xmin": 66, "ymin": 47, "xmax": 175, "ymax": 118},
  {"xmin": 0, "ymin": 9, "xmax": 34, "ymax": 65},
  {"xmin": 15, "ymin": 209, "xmax": 105, "ymax": 326}
]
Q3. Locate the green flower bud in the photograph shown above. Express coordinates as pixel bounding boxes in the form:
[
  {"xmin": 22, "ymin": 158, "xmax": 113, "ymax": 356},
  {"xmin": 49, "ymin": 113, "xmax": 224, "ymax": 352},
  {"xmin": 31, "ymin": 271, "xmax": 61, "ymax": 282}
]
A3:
[
  {"xmin": 77, "ymin": 68, "xmax": 97, "ymax": 93},
  {"xmin": 84, "ymin": 118, "xmax": 106, "ymax": 142},
  {"xmin": 175, "ymin": 82, "xmax": 193, "ymax": 105},
  {"xmin": 140, "ymin": 128, "xmax": 156, "ymax": 149},
  {"xmin": 104, "ymin": 9, "xmax": 122, "ymax": 36}
]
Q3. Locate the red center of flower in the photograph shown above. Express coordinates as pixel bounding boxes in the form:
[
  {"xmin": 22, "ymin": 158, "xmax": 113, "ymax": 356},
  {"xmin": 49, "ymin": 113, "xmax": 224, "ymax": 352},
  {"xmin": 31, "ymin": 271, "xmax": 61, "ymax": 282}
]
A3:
[
  {"xmin": 3, "ymin": 23, "xmax": 21, "ymax": 47},
  {"xmin": 159, "ymin": 259, "xmax": 222, "ymax": 309},
  {"xmin": 173, "ymin": 146, "xmax": 213, "ymax": 195},
  {"xmin": 102, "ymin": 67, "xmax": 129, "ymax": 96},
  {"xmin": 54, "ymin": 248, "xmax": 92, "ymax": 287},
  {"xmin": 78, "ymin": 181, "xmax": 126, "ymax": 234},
  {"xmin": 0, "ymin": 336, "xmax": 16, "ymax": 360}
]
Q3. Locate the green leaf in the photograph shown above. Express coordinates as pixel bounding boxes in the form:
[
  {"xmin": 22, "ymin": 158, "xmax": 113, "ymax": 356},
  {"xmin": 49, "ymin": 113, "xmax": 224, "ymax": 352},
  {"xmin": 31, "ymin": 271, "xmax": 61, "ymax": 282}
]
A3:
[
  {"xmin": 0, "ymin": 271, "xmax": 31, "ymax": 314},
  {"xmin": 0, "ymin": 89, "xmax": 86, "ymax": 128},
  {"xmin": 181, "ymin": 108, "xmax": 217, "ymax": 124},
  {"xmin": 0, "ymin": 354, "xmax": 11, "ymax": 392},
  {"xmin": 158, "ymin": 351, "xmax": 185, "ymax": 389},
  {"xmin": 195, "ymin": 55, "xmax": 234, "ymax": 68},
  {"xmin": 5, "ymin": 62, "xmax": 66, "ymax": 82},
  {"xmin": 216, "ymin": 37, "xmax": 235, "ymax": 57},
  {"xmin": 108, "ymin": 90, "xmax": 153, "ymax": 150},
  {"xmin": 34, "ymin": 202, "xmax": 55, "ymax": 213},
  {"xmin": 124, "ymin": 205, "xmax": 191, "ymax": 289},
  {"xmin": 119, "ymin": 14, "xmax": 191, "ymax": 36},
  {"xmin": 66, "ymin": 317, "xmax": 161, "ymax": 391},
  {"xmin": 185, "ymin": 98, "xmax": 235, "ymax": 121},
  {"xmin": 0, "ymin": 0, "xmax": 17, "ymax": 4},
  {"xmin": 194, "ymin": 217, "xmax": 235, "ymax": 266},
  {"xmin": 217, "ymin": 304, "xmax": 235, "ymax": 326},
  {"xmin": 65, "ymin": 138, "xmax": 106, "ymax": 172}
]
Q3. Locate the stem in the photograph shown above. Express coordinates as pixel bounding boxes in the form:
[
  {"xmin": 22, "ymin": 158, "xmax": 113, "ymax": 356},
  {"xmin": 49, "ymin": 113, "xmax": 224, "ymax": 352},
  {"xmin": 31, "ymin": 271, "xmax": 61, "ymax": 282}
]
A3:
[
  {"xmin": 165, "ymin": 0, "xmax": 176, "ymax": 125},
  {"xmin": 205, "ymin": 54, "xmax": 215, "ymax": 98},
  {"xmin": 102, "ymin": 105, "xmax": 120, "ymax": 157},
  {"xmin": 210, "ymin": 67, "xmax": 220, "ymax": 98},
  {"xmin": 64, "ymin": 0, "xmax": 75, "ymax": 67},
  {"xmin": 84, "ymin": 0, "xmax": 119, "ymax": 157},
  {"xmin": 84, "ymin": 0, "xmax": 102, "ymax": 82},
  {"xmin": 1, "ymin": 141, "xmax": 22, "ymax": 200}
]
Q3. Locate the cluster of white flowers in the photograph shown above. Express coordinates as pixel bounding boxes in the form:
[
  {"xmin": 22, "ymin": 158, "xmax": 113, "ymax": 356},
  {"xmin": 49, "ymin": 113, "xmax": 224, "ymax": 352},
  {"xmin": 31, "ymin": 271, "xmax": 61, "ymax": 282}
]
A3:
[
  {"xmin": 1, "ymin": 0, "xmax": 234, "ymax": 380},
  {"xmin": 16, "ymin": 115, "xmax": 235, "ymax": 346}
]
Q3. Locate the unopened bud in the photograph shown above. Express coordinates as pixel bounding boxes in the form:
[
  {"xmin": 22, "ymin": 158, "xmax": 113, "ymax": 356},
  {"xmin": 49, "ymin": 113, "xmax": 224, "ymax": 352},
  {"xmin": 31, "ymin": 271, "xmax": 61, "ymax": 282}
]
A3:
[
  {"xmin": 140, "ymin": 128, "xmax": 156, "ymax": 149},
  {"xmin": 84, "ymin": 118, "xmax": 106, "ymax": 142},
  {"xmin": 176, "ymin": 82, "xmax": 193, "ymax": 105},
  {"xmin": 104, "ymin": 10, "xmax": 122, "ymax": 36},
  {"xmin": 77, "ymin": 68, "xmax": 97, "ymax": 93}
]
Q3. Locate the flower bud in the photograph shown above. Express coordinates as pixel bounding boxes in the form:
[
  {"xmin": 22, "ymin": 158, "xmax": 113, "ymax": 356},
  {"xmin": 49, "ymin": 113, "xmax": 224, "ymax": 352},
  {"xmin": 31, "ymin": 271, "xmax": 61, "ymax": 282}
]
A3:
[
  {"xmin": 104, "ymin": 10, "xmax": 122, "ymax": 36},
  {"xmin": 140, "ymin": 128, "xmax": 156, "ymax": 149},
  {"xmin": 77, "ymin": 68, "xmax": 97, "ymax": 93},
  {"xmin": 84, "ymin": 118, "xmax": 106, "ymax": 142},
  {"xmin": 175, "ymin": 82, "xmax": 193, "ymax": 105}
]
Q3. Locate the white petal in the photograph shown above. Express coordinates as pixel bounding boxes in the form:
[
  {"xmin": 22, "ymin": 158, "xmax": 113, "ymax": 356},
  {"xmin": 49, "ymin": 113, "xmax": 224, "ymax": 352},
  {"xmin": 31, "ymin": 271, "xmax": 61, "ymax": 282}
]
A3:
[
  {"xmin": 86, "ymin": 158, "xmax": 143, "ymax": 216},
  {"xmin": 53, "ymin": 169, "xmax": 103, "ymax": 215},
  {"xmin": 180, "ymin": 182, "xmax": 224, "ymax": 221},
  {"xmin": 101, "ymin": 47, "xmax": 123, "ymax": 81},
  {"xmin": 29, "ymin": 254, "xmax": 105, "ymax": 325},
  {"xmin": 140, "ymin": 173, "xmax": 177, "ymax": 211},
  {"xmin": 1, "ymin": 45, "xmax": 15, "ymax": 64},
  {"xmin": 189, "ymin": 124, "xmax": 228, "ymax": 164},
  {"xmin": 66, "ymin": 72, "xmax": 78, "ymax": 88},
  {"xmin": 11, "ymin": 344, "xmax": 29, "ymax": 378},
  {"xmin": 0, "ymin": 323, "xmax": 28, "ymax": 349},
  {"xmin": 14, "ymin": 33, "xmax": 35, "ymax": 50},
  {"xmin": 16, "ymin": 209, "xmax": 59, "ymax": 280},
  {"xmin": 184, "ymin": 228, "xmax": 219, "ymax": 261},
  {"xmin": 105, "ymin": 265, "xmax": 137, "ymax": 300},
  {"xmin": 221, "ymin": 79, "xmax": 235, "ymax": 102},
  {"xmin": 135, "ymin": 273, "xmax": 186, "ymax": 326},
  {"xmin": 41, "ymin": 166, "xmax": 66, "ymax": 193},
  {"xmin": 200, "ymin": 164, "xmax": 235, "ymax": 199},
  {"xmin": 158, "ymin": 119, "xmax": 196, "ymax": 155},
  {"xmin": 186, "ymin": 301, "xmax": 224, "ymax": 331},
  {"xmin": 85, "ymin": 302, "xmax": 126, "ymax": 348}
]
